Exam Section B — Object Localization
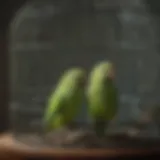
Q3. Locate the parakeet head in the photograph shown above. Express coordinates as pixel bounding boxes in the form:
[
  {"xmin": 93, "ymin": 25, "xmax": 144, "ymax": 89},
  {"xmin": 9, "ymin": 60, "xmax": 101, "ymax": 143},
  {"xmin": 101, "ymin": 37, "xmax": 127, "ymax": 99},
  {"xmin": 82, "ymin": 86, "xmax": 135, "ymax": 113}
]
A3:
[
  {"xmin": 63, "ymin": 68, "xmax": 86, "ymax": 87},
  {"xmin": 92, "ymin": 61, "xmax": 115, "ymax": 81},
  {"xmin": 101, "ymin": 61, "xmax": 115, "ymax": 80}
]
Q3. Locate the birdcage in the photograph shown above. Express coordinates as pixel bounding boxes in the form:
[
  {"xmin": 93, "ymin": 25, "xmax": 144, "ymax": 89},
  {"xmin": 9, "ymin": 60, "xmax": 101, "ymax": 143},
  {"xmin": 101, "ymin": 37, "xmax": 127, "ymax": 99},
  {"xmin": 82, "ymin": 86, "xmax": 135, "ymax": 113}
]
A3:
[{"xmin": 8, "ymin": 0, "xmax": 160, "ymax": 148}]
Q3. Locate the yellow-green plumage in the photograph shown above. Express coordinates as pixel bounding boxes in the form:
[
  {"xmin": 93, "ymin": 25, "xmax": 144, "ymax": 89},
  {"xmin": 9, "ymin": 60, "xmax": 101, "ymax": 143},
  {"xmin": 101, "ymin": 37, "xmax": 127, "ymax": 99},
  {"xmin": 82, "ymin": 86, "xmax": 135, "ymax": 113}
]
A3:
[
  {"xmin": 87, "ymin": 61, "xmax": 118, "ymax": 137},
  {"xmin": 43, "ymin": 68, "xmax": 86, "ymax": 132}
]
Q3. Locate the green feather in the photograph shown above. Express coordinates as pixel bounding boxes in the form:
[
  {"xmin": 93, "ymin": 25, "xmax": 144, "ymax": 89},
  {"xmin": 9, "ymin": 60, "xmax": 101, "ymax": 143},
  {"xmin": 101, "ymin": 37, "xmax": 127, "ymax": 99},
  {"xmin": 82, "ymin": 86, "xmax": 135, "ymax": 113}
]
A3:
[
  {"xmin": 87, "ymin": 61, "xmax": 118, "ymax": 137},
  {"xmin": 43, "ymin": 68, "xmax": 86, "ymax": 132}
]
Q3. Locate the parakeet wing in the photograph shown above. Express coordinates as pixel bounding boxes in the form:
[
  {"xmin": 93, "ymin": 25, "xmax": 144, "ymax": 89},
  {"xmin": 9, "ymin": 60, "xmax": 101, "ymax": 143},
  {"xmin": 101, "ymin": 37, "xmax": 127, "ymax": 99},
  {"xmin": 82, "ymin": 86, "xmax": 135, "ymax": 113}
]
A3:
[{"xmin": 44, "ymin": 95, "xmax": 66, "ymax": 124}]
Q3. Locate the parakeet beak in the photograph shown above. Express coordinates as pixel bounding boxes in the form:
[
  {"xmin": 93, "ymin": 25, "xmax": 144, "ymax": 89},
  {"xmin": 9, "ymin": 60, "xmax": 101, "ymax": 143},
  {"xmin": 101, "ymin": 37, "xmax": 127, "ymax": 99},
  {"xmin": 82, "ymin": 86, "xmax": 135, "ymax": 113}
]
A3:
[
  {"xmin": 108, "ymin": 72, "xmax": 115, "ymax": 79},
  {"xmin": 107, "ymin": 68, "xmax": 115, "ymax": 80}
]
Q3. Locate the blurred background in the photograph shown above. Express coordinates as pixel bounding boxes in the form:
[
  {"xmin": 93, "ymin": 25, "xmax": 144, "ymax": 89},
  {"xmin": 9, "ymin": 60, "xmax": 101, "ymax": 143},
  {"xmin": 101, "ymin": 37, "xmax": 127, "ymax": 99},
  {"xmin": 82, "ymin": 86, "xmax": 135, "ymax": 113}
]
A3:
[{"xmin": 1, "ymin": 0, "xmax": 160, "ymax": 133}]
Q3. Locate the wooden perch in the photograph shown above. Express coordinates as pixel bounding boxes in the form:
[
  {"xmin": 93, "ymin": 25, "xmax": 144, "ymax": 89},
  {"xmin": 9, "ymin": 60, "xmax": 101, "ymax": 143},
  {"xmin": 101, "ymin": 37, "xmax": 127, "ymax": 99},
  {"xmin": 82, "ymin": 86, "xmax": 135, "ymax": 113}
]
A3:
[{"xmin": 0, "ymin": 133, "xmax": 159, "ymax": 159}]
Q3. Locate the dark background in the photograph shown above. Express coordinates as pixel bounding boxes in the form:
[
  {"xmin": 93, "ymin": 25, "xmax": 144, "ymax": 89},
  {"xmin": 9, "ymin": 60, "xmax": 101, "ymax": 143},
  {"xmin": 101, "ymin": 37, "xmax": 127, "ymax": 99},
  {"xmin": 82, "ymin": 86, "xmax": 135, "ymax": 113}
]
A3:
[
  {"xmin": 0, "ymin": 0, "xmax": 27, "ymax": 132},
  {"xmin": 0, "ymin": 0, "xmax": 160, "ymax": 133}
]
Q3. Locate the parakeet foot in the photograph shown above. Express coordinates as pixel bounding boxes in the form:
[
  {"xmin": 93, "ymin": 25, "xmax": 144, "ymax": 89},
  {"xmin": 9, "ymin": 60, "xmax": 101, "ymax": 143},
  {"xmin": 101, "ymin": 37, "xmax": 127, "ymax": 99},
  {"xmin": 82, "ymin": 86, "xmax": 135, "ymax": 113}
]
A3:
[{"xmin": 93, "ymin": 119, "xmax": 107, "ymax": 138}]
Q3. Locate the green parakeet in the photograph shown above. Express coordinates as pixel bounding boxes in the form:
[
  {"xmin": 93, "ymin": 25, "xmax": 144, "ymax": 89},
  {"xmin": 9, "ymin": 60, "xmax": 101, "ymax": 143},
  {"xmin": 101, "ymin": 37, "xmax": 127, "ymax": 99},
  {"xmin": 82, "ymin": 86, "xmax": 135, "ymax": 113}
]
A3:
[
  {"xmin": 87, "ymin": 61, "xmax": 118, "ymax": 137},
  {"xmin": 43, "ymin": 68, "xmax": 86, "ymax": 132}
]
